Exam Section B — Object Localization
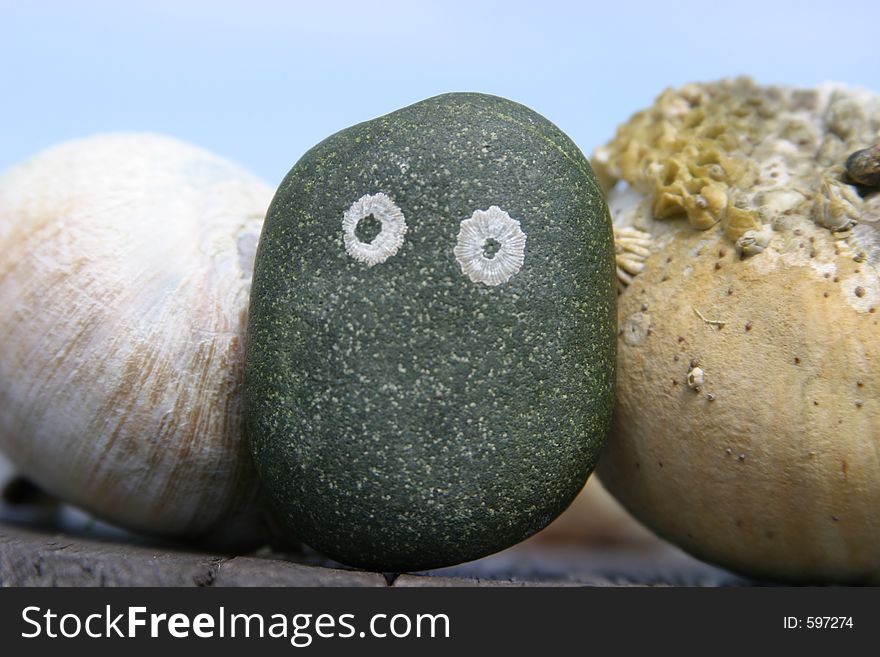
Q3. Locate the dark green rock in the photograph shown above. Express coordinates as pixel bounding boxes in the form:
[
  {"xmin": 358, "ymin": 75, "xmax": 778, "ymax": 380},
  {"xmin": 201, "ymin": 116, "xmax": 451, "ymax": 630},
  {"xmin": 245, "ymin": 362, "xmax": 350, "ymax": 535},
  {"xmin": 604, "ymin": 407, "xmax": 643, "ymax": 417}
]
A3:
[{"xmin": 245, "ymin": 93, "xmax": 616, "ymax": 572}]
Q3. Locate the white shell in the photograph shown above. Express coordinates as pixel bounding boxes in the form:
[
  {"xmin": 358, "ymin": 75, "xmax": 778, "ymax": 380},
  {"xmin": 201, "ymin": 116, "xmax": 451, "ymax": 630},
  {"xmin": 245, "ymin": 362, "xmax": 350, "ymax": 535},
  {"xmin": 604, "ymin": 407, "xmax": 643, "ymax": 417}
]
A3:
[
  {"xmin": 0, "ymin": 134, "xmax": 273, "ymax": 546},
  {"xmin": 342, "ymin": 192, "xmax": 407, "ymax": 266},
  {"xmin": 454, "ymin": 206, "xmax": 526, "ymax": 286}
]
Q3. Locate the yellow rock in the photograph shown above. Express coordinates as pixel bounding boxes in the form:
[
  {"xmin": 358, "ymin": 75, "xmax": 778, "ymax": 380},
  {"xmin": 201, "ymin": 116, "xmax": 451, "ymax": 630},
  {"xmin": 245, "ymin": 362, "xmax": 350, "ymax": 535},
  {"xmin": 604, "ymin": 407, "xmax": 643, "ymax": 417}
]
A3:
[{"xmin": 598, "ymin": 78, "xmax": 880, "ymax": 582}]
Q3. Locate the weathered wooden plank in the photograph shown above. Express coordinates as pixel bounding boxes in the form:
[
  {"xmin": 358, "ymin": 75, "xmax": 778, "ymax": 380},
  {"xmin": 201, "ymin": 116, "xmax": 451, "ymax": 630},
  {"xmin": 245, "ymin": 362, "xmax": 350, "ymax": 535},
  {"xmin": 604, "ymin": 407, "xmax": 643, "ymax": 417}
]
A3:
[
  {"xmin": 0, "ymin": 522, "xmax": 750, "ymax": 587},
  {"xmin": 0, "ymin": 524, "xmax": 386, "ymax": 587}
]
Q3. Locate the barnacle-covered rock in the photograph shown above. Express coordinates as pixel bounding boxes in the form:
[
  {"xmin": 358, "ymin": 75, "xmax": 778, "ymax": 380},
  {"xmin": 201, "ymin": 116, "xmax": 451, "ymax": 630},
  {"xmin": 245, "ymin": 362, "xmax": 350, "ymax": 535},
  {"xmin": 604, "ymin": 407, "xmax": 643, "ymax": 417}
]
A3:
[
  {"xmin": 246, "ymin": 93, "xmax": 616, "ymax": 572},
  {"xmin": 596, "ymin": 78, "xmax": 880, "ymax": 583}
]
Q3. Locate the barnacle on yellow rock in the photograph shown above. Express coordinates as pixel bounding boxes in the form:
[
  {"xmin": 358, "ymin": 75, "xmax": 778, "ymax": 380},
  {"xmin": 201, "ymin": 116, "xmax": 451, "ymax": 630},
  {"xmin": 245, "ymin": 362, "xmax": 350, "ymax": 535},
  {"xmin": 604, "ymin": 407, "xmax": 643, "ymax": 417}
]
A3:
[
  {"xmin": 812, "ymin": 178, "xmax": 861, "ymax": 232},
  {"xmin": 735, "ymin": 226, "xmax": 773, "ymax": 257},
  {"xmin": 724, "ymin": 204, "xmax": 762, "ymax": 241},
  {"xmin": 595, "ymin": 77, "xmax": 878, "ymax": 253},
  {"xmin": 613, "ymin": 226, "xmax": 652, "ymax": 289}
]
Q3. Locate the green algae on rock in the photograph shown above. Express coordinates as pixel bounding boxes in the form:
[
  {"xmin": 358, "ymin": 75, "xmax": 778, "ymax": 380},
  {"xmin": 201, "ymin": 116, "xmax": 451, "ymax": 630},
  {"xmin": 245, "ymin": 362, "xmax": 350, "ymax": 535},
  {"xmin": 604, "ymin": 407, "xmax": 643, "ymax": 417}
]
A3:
[{"xmin": 245, "ymin": 92, "xmax": 616, "ymax": 572}]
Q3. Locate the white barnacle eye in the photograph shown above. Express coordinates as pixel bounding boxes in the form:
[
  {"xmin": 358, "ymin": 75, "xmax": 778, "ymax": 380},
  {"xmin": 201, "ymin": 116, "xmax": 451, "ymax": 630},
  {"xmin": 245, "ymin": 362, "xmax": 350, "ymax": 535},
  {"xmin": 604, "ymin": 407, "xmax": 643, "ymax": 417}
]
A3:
[
  {"xmin": 342, "ymin": 192, "xmax": 407, "ymax": 266},
  {"xmin": 454, "ymin": 206, "xmax": 526, "ymax": 286}
]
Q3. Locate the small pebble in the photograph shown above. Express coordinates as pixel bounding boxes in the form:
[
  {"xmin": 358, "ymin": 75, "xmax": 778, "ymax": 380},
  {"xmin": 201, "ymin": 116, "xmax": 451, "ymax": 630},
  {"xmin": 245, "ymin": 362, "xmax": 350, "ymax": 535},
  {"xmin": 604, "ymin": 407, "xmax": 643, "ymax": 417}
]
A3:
[{"xmin": 845, "ymin": 143, "xmax": 880, "ymax": 187}]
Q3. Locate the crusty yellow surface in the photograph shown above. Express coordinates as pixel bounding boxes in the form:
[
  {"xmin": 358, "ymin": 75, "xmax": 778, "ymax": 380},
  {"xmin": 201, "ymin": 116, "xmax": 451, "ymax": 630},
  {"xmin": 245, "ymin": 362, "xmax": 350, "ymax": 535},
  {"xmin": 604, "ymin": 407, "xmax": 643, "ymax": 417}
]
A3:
[
  {"xmin": 597, "ymin": 78, "xmax": 880, "ymax": 582},
  {"xmin": 594, "ymin": 77, "xmax": 878, "ymax": 242},
  {"xmin": 602, "ymin": 224, "xmax": 879, "ymax": 581}
]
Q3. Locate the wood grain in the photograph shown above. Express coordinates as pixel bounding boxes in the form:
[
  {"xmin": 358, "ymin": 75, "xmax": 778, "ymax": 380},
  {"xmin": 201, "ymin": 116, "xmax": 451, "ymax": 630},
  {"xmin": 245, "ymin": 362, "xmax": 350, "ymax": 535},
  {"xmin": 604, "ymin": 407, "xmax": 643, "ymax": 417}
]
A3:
[{"xmin": 0, "ymin": 521, "xmax": 752, "ymax": 587}]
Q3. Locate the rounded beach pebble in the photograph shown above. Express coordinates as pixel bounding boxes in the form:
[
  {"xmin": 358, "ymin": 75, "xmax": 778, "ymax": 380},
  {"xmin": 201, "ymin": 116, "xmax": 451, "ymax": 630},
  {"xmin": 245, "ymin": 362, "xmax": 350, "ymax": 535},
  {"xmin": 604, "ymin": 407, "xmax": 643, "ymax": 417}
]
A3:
[{"xmin": 245, "ymin": 92, "xmax": 615, "ymax": 572}]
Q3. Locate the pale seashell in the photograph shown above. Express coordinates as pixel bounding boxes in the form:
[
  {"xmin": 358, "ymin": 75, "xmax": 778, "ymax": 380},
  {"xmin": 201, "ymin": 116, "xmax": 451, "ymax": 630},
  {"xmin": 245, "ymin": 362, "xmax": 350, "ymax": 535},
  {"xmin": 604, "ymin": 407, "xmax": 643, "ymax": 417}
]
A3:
[{"xmin": 0, "ymin": 134, "xmax": 273, "ymax": 548}]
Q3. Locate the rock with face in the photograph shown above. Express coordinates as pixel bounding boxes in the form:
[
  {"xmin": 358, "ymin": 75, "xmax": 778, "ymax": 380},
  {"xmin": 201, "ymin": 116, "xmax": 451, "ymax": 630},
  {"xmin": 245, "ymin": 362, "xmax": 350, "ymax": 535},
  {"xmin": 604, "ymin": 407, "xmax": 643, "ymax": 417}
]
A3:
[{"xmin": 245, "ymin": 93, "xmax": 616, "ymax": 571}]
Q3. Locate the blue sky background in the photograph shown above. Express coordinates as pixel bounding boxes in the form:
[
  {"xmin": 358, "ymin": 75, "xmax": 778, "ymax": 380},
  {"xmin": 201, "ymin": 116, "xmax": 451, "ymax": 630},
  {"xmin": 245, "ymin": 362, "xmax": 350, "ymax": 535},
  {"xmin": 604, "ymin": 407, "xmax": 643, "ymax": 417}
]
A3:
[{"xmin": 2, "ymin": 0, "xmax": 878, "ymax": 186}]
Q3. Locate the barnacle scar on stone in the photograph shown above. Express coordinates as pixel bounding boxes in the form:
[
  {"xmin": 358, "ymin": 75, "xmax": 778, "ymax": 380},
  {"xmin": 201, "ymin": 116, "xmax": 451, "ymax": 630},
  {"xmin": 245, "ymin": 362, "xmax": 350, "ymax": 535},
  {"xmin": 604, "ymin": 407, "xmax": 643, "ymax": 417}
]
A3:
[
  {"xmin": 342, "ymin": 192, "xmax": 407, "ymax": 266},
  {"xmin": 454, "ymin": 206, "xmax": 527, "ymax": 286}
]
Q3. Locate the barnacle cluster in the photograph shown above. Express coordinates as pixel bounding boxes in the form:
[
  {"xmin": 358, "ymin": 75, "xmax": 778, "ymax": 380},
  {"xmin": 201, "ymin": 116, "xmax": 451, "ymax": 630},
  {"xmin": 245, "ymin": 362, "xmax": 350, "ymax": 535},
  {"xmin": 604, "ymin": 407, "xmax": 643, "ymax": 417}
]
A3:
[{"xmin": 595, "ymin": 77, "xmax": 880, "ymax": 251}]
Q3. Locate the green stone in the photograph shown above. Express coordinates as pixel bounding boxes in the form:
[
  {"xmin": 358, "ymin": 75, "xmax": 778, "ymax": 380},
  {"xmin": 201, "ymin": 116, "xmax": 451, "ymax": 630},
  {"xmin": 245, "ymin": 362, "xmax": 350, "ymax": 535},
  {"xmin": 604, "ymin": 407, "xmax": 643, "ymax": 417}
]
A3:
[{"xmin": 245, "ymin": 93, "xmax": 616, "ymax": 572}]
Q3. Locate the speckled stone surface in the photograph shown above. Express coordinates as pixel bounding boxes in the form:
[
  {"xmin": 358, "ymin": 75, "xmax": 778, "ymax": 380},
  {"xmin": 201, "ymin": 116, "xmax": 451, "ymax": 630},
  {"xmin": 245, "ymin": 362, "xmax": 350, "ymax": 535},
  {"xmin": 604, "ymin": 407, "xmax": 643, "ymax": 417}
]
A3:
[{"xmin": 245, "ymin": 93, "xmax": 616, "ymax": 572}]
